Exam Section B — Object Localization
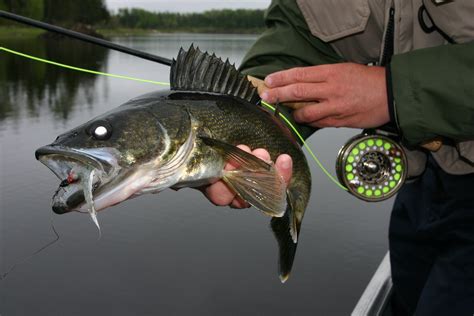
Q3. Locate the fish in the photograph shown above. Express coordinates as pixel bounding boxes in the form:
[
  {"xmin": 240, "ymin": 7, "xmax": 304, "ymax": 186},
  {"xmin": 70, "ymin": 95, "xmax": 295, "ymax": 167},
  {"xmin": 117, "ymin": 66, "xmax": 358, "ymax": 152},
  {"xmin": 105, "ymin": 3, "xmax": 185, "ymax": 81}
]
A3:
[{"xmin": 35, "ymin": 45, "xmax": 312, "ymax": 282}]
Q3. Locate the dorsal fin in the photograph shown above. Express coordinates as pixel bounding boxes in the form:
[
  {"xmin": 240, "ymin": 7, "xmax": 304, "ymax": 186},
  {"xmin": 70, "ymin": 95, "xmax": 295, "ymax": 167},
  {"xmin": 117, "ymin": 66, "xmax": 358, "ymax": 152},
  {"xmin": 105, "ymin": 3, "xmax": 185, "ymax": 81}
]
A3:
[{"xmin": 170, "ymin": 45, "xmax": 260, "ymax": 104}]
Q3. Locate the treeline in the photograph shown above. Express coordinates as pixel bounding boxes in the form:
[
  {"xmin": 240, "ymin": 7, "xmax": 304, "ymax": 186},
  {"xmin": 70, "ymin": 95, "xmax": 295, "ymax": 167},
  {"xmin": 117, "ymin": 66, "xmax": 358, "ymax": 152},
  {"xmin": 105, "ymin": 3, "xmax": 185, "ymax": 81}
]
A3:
[
  {"xmin": 109, "ymin": 8, "xmax": 265, "ymax": 32},
  {"xmin": 0, "ymin": 0, "xmax": 109, "ymax": 25},
  {"xmin": 0, "ymin": 1, "xmax": 265, "ymax": 33}
]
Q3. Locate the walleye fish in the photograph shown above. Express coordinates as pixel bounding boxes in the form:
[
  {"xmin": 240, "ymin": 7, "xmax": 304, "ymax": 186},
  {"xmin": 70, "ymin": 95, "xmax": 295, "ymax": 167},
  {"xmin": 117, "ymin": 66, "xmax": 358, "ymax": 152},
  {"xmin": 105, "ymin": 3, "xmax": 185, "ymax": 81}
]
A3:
[{"xmin": 35, "ymin": 46, "xmax": 312, "ymax": 282}]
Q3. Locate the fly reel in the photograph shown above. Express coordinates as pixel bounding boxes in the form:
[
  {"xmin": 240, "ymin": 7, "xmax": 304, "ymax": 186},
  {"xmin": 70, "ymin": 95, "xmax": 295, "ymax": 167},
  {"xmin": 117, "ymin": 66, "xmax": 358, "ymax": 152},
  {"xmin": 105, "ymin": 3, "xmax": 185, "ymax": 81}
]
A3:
[{"xmin": 336, "ymin": 133, "xmax": 408, "ymax": 202}]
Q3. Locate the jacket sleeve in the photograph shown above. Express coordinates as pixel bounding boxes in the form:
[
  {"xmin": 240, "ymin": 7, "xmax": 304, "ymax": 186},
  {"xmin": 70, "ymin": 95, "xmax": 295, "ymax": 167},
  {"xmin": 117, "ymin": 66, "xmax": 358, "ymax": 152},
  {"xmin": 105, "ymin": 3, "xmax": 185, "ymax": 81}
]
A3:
[
  {"xmin": 239, "ymin": 0, "xmax": 342, "ymax": 140},
  {"xmin": 239, "ymin": 0, "xmax": 342, "ymax": 79},
  {"xmin": 390, "ymin": 41, "xmax": 474, "ymax": 146}
]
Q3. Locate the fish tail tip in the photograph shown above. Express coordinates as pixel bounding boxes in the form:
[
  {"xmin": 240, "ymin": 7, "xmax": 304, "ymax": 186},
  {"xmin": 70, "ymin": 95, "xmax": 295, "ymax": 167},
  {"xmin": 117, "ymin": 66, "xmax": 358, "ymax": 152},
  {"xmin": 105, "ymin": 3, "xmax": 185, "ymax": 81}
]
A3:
[
  {"xmin": 291, "ymin": 234, "xmax": 298, "ymax": 244},
  {"xmin": 279, "ymin": 273, "xmax": 290, "ymax": 283}
]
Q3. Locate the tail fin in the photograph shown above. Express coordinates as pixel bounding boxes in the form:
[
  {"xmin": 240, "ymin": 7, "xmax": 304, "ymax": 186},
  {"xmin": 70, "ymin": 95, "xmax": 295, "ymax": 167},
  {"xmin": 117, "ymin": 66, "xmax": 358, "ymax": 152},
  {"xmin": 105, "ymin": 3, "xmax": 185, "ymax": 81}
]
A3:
[
  {"xmin": 271, "ymin": 211, "xmax": 298, "ymax": 283},
  {"xmin": 270, "ymin": 189, "xmax": 306, "ymax": 283}
]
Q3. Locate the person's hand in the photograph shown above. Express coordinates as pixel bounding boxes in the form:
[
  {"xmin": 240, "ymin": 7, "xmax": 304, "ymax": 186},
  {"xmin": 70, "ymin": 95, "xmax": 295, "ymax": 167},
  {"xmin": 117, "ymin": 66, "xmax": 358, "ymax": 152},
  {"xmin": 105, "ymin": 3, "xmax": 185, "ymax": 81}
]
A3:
[
  {"xmin": 203, "ymin": 145, "xmax": 293, "ymax": 209},
  {"xmin": 260, "ymin": 63, "xmax": 390, "ymax": 128}
]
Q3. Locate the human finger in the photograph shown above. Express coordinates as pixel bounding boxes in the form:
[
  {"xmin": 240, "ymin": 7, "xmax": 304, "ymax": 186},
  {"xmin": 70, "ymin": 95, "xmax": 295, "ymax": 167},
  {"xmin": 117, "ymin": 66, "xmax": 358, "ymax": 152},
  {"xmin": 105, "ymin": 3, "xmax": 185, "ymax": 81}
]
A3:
[
  {"xmin": 226, "ymin": 144, "xmax": 251, "ymax": 170},
  {"xmin": 204, "ymin": 181, "xmax": 236, "ymax": 206},
  {"xmin": 247, "ymin": 75, "xmax": 269, "ymax": 96},
  {"xmin": 205, "ymin": 145, "xmax": 251, "ymax": 205},
  {"xmin": 230, "ymin": 197, "xmax": 251, "ymax": 209},
  {"xmin": 261, "ymin": 83, "xmax": 329, "ymax": 104},
  {"xmin": 251, "ymin": 148, "xmax": 271, "ymax": 162},
  {"xmin": 293, "ymin": 102, "xmax": 340, "ymax": 124},
  {"xmin": 230, "ymin": 152, "xmax": 291, "ymax": 209},
  {"xmin": 264, "ymin": 65, "xmax": 330, "ymax": 88},
  {"xmin": 282, "ymin": 101, "xmax": 313, "ymax": 110},
  {"xmin": 275, "ymin": 154, "xmax": 293, "ymax": 186},
  {"xmin": 228, "ymin": 147, "xmax": 269, "ymax": 209}
]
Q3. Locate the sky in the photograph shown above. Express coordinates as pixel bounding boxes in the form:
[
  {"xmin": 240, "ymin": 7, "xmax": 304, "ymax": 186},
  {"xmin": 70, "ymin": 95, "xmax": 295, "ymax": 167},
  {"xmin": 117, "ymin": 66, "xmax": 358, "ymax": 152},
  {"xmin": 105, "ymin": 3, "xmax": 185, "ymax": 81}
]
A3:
[{"xmin": 106, "ymin": 0, "xmax": 271, "ymax": 13}]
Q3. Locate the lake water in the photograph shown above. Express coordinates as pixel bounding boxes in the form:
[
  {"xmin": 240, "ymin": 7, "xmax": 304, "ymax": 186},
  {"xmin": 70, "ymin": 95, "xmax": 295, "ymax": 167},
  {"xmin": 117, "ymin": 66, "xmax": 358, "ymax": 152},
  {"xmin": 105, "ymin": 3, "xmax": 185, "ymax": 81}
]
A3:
[{"xmin": 0, "ymin": 33, "xmax": 394, "ymax": 315}]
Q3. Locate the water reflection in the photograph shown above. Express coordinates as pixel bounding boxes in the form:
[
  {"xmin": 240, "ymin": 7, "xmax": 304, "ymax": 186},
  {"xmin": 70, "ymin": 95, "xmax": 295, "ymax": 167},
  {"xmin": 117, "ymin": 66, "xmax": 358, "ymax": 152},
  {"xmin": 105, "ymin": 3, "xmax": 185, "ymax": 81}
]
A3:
[{"xmin": 0, "ymin": 37, "xmax": 108, "ymax": 122}]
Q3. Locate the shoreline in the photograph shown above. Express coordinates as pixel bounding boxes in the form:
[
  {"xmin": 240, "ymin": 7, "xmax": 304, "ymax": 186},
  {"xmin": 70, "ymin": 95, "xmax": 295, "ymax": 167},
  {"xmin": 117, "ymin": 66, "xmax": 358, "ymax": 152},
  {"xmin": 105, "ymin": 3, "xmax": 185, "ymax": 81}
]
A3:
[
  {"xmin": 98, "ymin": 27, "xmax": 263, "ymax": 36},
  {"xmin": 0, "ymin": 26, "xmax": 262, "ymax": 39},
  {"xmin": 0, "ymin": 27, "xmax": 45, "ymax": 39}
]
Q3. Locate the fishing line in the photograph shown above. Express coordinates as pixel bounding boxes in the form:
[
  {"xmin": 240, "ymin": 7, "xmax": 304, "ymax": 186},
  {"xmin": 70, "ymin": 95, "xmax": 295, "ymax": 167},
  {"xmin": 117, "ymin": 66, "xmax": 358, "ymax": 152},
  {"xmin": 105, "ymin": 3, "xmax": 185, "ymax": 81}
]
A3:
[
  {"xmin": 0, "ymin": 47, "xmax": 170, "ymax": 86},
  {"xmin": 0, "ymin": 186, "xmax": 103, "ymax": 280},
  {"xmin": 0, "ymin": 212, "xmax": 60, "ymax": 281},
  {"xmin": 0, "ymin": 46, "xmax": 346, "ymax": 191},
  {"xmin": 261, "ymin": 101, "xmax": 347, "ymax": 191}
]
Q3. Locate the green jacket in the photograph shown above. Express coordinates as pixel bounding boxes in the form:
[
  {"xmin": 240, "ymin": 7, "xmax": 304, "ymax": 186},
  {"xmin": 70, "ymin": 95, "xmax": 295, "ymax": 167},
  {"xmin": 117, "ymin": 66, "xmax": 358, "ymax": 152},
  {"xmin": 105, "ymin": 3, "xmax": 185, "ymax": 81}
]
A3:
[{"xmin": 239, "ymin": 0, "xmax": 474, "ymax": 149}]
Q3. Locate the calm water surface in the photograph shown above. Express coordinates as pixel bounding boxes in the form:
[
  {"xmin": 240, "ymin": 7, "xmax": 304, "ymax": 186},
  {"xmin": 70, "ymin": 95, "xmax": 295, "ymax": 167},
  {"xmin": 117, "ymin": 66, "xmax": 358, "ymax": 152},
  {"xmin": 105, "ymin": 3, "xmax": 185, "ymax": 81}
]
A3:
[{"xmin": 0, "ymin": 34, "xmax": 393, "ymax": 315}]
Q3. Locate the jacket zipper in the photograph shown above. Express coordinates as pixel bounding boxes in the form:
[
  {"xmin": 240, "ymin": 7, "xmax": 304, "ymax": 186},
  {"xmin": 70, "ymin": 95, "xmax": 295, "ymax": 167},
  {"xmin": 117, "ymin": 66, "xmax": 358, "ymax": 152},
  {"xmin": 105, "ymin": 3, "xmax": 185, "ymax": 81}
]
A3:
[{"xmin": 380, "ymin": 7, "xmax": 395, "ymax": 66}]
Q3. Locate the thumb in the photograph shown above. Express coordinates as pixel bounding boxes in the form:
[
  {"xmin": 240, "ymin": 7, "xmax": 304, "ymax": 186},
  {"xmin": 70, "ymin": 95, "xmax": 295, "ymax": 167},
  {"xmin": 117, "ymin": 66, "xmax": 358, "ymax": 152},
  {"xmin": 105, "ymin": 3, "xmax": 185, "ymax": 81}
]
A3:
[
  {"xmin": 247, "ymin": 75, "xmax": 270, "ymax": 96},
  {"xmin": 275, "ymin": 154, "xmax": 293, "ymax": 186}
]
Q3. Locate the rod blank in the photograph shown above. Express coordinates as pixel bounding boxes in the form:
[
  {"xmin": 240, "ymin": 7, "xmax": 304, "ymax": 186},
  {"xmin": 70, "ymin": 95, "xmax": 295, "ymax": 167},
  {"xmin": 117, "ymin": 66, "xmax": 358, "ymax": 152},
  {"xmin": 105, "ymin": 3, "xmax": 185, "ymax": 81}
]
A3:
[{"xmin": 0, "ymin": 10, "xmax": 173, "ymax": 66}]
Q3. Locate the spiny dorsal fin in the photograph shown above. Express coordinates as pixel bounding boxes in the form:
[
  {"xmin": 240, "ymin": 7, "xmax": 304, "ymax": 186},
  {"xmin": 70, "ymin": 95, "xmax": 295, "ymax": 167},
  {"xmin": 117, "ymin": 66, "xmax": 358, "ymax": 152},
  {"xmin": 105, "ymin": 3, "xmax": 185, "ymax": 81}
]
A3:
[{"xmin": 170, "ymin": 45, "xmax": 260, "ymax": 104}]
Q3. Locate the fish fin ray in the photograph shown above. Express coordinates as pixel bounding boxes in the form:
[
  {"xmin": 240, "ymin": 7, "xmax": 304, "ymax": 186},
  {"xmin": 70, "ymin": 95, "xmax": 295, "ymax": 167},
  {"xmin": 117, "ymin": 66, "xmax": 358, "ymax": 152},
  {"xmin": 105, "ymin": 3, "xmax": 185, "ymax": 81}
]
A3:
[
  {"xmin": 200, "ymin": 137, "xmax": 271, "ymax": 171},
  {"xmin": 170, "ymin": 45, "xmax": 260, "ymax": 104},
  {"xmin": 223, "ymin": 169, "xmax": 287, "ymax": 217},
  {"xmin": 200, "ymin": 136, "xmax": 286, "ymax": 217}
]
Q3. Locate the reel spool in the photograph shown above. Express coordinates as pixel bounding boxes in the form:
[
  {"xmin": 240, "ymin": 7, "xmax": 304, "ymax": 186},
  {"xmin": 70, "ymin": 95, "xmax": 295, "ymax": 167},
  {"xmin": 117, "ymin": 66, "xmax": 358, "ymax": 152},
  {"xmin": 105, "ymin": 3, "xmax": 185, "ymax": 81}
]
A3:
[{"xmin": 336, "ymin": 133, "xmax": 408, "ymax": 202}]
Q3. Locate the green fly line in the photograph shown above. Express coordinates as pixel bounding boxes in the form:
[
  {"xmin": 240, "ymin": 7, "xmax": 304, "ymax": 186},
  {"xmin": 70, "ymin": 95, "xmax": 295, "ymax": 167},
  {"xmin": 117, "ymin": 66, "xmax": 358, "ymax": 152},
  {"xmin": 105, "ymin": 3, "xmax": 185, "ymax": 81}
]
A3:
[
  {"xmin": 0, "ymin": 47, "xmax": 170, "ymax": 86},
  {"xmin": 261, "ymin": 101, "xmax": 347, "ymax": 191},
  {"xmin": 0, "ymin": 46, "xmax": 347, "ymax": 191}
]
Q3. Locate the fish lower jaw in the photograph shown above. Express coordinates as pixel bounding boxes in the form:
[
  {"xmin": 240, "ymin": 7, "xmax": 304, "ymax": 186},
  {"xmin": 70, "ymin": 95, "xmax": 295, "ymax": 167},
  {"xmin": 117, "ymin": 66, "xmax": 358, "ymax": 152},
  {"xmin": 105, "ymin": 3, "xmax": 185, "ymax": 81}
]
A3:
[
  {"xmin": 52, "ymin": 178, "xmax": 100, "ymax": 214},
  {"xmin": 81, "ymin": 169, "xmax": 157, "ymax": 212},
  {"xmin": 77, "ymin": 165, "xmax": 186, "ymax": 213}
]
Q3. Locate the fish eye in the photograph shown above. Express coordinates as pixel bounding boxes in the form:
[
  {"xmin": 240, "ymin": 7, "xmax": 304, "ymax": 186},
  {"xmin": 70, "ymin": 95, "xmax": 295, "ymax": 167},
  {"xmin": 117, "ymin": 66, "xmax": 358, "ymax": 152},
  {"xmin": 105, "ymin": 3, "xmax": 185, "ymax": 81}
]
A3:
[
  {"xmin": 88, "ymin": 120, "xmax": 112, "ymax": 140},
  {"xmin": 94, "ymin": 126, "xmax": 108, "ymax": 137}
]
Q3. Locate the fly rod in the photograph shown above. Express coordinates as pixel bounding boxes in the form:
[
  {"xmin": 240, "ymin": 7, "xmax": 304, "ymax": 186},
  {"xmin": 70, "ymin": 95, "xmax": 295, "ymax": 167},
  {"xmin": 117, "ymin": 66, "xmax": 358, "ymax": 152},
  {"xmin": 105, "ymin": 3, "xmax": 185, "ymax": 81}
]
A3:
[{"xmin": 0, "ymin": 10, "xmax": 173, "ymax": 66}]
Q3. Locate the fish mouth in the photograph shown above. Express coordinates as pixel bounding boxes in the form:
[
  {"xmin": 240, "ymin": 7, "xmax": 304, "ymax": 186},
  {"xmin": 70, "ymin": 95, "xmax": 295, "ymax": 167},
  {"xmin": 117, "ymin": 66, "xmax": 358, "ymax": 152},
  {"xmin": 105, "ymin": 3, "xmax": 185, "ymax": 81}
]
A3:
[{"xmin": 35, "ymin": 145, "xmax": 116, "ymax": 214}]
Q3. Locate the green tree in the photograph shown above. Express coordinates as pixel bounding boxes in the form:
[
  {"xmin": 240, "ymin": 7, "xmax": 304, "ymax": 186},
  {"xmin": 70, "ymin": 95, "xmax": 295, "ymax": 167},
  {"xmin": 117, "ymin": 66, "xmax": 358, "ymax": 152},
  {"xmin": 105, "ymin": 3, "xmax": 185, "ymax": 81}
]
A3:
[
  {"xmin": 1, "ymin": 0, "xmax": 44, "ymax": 24},
  {"xmin": 113, "ymin": 8, "xmax": 265, "ymax": 33},
  {"xmin": 44, "ymin": 0, "xmax": 109, "ymax": 25}
]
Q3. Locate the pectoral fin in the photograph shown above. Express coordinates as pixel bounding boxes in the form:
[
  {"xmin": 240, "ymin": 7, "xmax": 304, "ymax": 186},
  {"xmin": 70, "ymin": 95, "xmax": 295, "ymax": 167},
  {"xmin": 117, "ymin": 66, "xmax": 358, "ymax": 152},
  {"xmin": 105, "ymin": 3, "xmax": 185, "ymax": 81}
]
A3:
[
  {"xmin": 223, "ymin": 169, "xmax": 287, "ymax": 217},
  {"xmin": 201, "ymin": 137, "xmax": 287, "ymax": 217},
  {"xmin": 201, "ymin": 137, "xmax": 271, "ymax": 171}
]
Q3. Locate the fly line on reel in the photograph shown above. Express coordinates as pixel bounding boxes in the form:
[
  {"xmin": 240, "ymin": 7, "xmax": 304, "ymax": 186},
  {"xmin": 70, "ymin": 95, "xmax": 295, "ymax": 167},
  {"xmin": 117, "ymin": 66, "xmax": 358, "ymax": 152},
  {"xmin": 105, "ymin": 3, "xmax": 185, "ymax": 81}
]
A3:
[{"xmin": 336, "ymin": 133, "xmax": 408, "ymax": 202}]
